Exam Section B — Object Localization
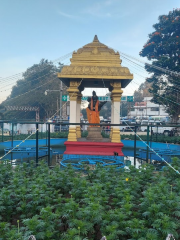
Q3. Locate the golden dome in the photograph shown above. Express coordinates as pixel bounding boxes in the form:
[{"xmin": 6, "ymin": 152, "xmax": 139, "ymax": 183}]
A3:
[
  {"xmin": 70, "ymin": 35, "xmax": 122, "ymax": 67},
  {"xmin": 58, "ymin": 35, "xmax": 133, "ymax": 88}
]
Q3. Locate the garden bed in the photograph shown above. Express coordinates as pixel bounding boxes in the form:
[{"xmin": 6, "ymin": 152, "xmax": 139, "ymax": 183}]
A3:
[{"xmin": 0, "ymin": 159, "xmax": 180, "ymax": 239}]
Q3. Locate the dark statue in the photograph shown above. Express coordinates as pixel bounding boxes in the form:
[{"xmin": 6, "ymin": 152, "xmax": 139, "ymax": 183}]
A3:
[{"xmin": 86, "ymin": 91, "xmax": 107, "ymax": 124}]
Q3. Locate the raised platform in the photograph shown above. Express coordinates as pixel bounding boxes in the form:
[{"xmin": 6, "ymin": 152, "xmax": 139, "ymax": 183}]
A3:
[
  {"xmin": 86, "ymin": 127, "xmax": 103, "ymax": 142},
  {"xmin": 64, "ymin": 141, "xmax": 124, "ymax": 156}
]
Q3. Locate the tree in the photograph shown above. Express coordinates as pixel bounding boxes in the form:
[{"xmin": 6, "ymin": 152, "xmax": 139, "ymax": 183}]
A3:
[
  {"xmin": 98, "ymin": 101, "xmax": 111, "ymax": 119},
  {"xmin": 0, "ymin": 59, "xmax": 67, "ymax": 120},
  {"xmin": 134, "ymin": 90, "xmax": 144, "ymax": 102},
  {"xmin": 140, "ymin": 8, "xmax": 180, "ymax": 122},
  {"xmin": 134, "ymin": 81, "xmax": 153, "ymax": 102},
  {"xmin": 121, "ymin": 102, "xmax": 128, "ymax": 117},
  {"xmin": 0, "ymin": 104, "xmax": 5, "ymax": 120}
]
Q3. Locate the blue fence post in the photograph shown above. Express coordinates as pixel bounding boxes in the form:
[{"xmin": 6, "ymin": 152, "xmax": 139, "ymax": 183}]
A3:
[
  {"xmin": 46, "ymin": 123, "xmax": 47, "ymax": 147},
  {"xmin": 11, "ymin": 122, "xmax": 14, "ymax": 161},
  {"xmin": 36, "ymin": 123, "xmax": 39, "ymax": 166},
  {"xmin": 1, "ymin": 122, "xmax": 3, "ymax": 142},
  {"xmin": 150, "ymin": 126, "xmax": 153, "ymax": 163},
  {"xmin": 48, "ymin": 123, "xmax": 50, "ymax": 166},
  {"xmin": 146, "ymin": 126, "xmax": 150, "ymax": 163},
  {"xmin": 134, "ymin": 126, "xmax": 137, "ymax": 167}
]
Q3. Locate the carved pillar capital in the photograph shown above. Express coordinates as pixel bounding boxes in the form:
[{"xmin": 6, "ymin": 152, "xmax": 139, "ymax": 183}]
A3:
[
  {"xmin": 110, "ymin": 81, "xmax": 123, "ymax": 102},
  {"xmin": 67, "ymin": 80, "xmax": 81, "ymax": 101}
]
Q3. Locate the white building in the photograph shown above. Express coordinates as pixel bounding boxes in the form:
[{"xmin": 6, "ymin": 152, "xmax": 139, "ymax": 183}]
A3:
[
  {"xmin": 128, "ymin": 97, "xmax": 168, "ymax": 119},
  {"xmin": 3, "ymin": 123, "xmax": 54, "ymax": 134}
]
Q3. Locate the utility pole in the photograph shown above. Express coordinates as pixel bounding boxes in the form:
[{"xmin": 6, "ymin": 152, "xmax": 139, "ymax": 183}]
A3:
[
  {"xmin": 59, "ymin": 81, "xmax": 63, "ymax": 132},
  {"xmin": 120, "ymin": 102, "xmax": 122, "ymax": 117},
  {"xmin": 45, "ymin": 84, "xmax": 63, "ymax": 132},
  {"xmin": 57, "ymin": 97, "xmax": 58, "ymax": 113}
]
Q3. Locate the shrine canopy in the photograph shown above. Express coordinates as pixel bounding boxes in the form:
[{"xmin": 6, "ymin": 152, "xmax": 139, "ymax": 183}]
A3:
[{"xmin": 58, "ymin": 35, "xmax": 133, "ymax": 91}]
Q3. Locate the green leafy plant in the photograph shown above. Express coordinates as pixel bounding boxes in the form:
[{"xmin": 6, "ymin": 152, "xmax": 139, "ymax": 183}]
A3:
[{"xmin": 0, "ymin": 159, "xmax": 180, "ymax": 239}]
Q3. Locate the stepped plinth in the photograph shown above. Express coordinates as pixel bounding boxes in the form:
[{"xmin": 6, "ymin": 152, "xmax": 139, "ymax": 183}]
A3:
[{"xmin": 86, "ymin": 127, "xmax": 103, "ymax": 142}]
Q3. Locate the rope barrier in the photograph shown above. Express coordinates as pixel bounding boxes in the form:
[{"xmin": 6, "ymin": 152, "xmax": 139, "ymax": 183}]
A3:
[
  {"xmin": 0, "ymin": 79, "xmax": 83, "ymax": 161},
  {"xmin": 101, "ymin": 78, "xmax": 180, "ymax": 175}
]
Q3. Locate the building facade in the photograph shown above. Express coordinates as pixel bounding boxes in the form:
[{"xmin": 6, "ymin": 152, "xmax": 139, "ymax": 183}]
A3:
[{"xmin": 128, "ymin": 97, "xmax": 168, "ymax": 118}]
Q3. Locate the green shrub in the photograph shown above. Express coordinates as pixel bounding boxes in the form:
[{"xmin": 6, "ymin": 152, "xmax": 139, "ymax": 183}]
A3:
[
  {"xmin": 0, "ymin": 159, "xmax": 180, "ymax": 239},
  {"xmin": 1, "ymin": 130, "xmax": 180, "ymax": 144},
  {"xmin": 121, "ymin": 134, "xmax": 180, "ymax": 144},
  {"xmin": 81, "ymin": 131, "xmax": 88, "ymax": 138}
]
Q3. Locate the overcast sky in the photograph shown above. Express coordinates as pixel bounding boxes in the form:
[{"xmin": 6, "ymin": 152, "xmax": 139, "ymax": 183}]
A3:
[{"xmin": 0, "ymin": 0, "xmax": 179, "ymax": 103}]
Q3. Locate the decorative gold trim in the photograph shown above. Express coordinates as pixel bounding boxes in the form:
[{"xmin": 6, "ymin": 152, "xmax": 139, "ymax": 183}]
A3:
[
  {"xmin": 59, "ymin": 74, "xmax": 132, "ymax": 80},
  {"xmin": 58, "ymin": 36, "xmax": 133, "ymax": 87},
  {"xmin": 77, "ymin": 93, "xmax": 82, "ymax": 104},
  {"xmin": 67, "ymin": 81, "xmax": 81, "ymax": 101},
  {"xmin": 110, "ymin": 127, "xmax": 113, "ymax": 139},
  {"xmin": 58, "ymin": 66, "xmax": 133, "ymax": 78},
  {"xmin": 110, "ymin": 81, "xmax": 123, "ymax": 102},
  {"xmin": 68, "ymin": 127, "xmax": 77, "ymax": 141},
  {"xmin": 67, "ymin": 92, "xmax": 78, "ymax": 101},
  {"xmin": 111, "ymin": 128, "xmax": 121, "ymax": 143},
  {"xmin": 76, "ymin": 126, "xmax": 81, "ymax": 138},
  {"xmin": 70, "ymin": 81, "xmax": 81, "ymax": 87}
]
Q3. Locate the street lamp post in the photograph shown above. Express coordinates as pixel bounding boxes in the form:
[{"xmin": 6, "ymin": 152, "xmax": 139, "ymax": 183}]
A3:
[{"xmin": 45, "ymin": 82, "xmax": 63, "ymax": 131}]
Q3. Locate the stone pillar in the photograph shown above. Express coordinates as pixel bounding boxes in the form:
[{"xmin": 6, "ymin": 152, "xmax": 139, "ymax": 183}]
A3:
[
  {"xmin": 110, "ymin": 81, "xmax": 123, "ymax": 143},
  {"xmin": 67, "ymin": 81, "xmax": 80, "ymax": 141},
  {"xmin": 76, "ymin": 93, "xmax": 82, "ymax": 138},
  {"xmin": 110, "ymin": 100, "xmax": 114, "ymax": 139}
]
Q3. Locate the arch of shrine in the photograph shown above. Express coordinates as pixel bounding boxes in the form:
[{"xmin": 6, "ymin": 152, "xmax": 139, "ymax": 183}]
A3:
[{"xmin": 58, "ymin": 35, "xmax": 133, "ymax": 157}]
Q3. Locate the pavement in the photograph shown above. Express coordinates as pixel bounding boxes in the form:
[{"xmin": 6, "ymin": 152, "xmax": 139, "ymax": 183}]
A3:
[{"xmin": 120, "ymin": 131, "xmax": 147, "ymax": 135}]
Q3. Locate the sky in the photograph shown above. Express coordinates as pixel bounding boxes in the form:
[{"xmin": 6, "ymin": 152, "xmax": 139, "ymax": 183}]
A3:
[{"xmin": 0, "ymin": 0, "xmax": 179, "ymax": 103}]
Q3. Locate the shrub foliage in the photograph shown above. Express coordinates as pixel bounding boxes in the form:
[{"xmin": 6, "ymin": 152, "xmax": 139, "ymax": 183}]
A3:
[{"xmin": 0, "ymin": 160, "xmax": 180, "ymax": 239}]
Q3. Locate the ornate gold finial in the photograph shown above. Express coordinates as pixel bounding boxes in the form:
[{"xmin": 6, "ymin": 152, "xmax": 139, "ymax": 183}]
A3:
[{"xmin": 93, "ymin": 35, "xmax": 99, "ymax": 42}]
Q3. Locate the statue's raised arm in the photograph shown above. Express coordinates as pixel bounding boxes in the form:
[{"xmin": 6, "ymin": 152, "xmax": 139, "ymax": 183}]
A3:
[{"xmin": 98, "ymin": 100, "xmax": 107, "ymax": 111}]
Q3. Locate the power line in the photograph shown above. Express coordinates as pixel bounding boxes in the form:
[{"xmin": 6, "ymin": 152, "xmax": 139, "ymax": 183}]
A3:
[
  {"xmin": 0, "ymin": 57, "xmax": 70, "ymax": 92},
  {"xmin": 121, "ymin": 55, "xmax": 180, "ymax": 95},
  {"xmin": 101, "ymin": 78, "xmax": 180, "ymax": 175},
  {"xmin": 120, "ymin": 58, "xmax": 180, "ymax": 107},
  {"xmin": 121, "ymin": 53, "xmax": 180, "ymax": 88},
  {"xmin": 0, "ymin": 52, "xmax": 73, "ymax": 83},
  {"xmin": 121, "ymin": 56, "xmax": 148, "ymax": 76},
  {"xmin": 0, "ymin": 59, "xmax": 70, "ymax": 95},
  {"xmin": 8, "ymin": 61, "xmax": 70, "ymax": 105},
  {"xmin": 129, "ymin": 73, "xmax": 180, "ymax": 107},
  {"xmin": 119, "ymin": 51, "xmax": 180, "ymax": 77},
  {"xmin": 0, "ymin": 79, "xmax": 84, "ymax": 160}
]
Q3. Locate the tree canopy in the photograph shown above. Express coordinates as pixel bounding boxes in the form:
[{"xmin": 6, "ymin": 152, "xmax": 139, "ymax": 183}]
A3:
[
  {"xmin": 133, "ymin": 81, "xmax": 153, "ymax": 102},
  {"xmin": 1, "ymin": 59, "xmax": 67, "ymax": 121},
  {"xmin": 140, "ymin": 8, "xmax": 180, "ymax": 121}
]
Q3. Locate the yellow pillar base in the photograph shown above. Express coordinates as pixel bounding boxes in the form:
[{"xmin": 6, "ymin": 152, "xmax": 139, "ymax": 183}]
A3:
[
  {"xmin": 111, "ymin": 128, "xmax": 121, "ymax": 143},
  {"xmin": 110, "ymin": 127, "xmax": 113, "ymax": 139},
  {"xmin": 76, "ymin": 126, "xmax": 81, "ymax": 138},
  {"xmin": 68, "ymin": 127, "xmax": 77, "ymax": 141}
]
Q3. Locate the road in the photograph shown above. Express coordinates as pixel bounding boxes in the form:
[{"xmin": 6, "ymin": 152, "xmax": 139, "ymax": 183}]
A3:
[{"xmin": 120, "ymin": 131, "xmax": 147, "ymax": 135}]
